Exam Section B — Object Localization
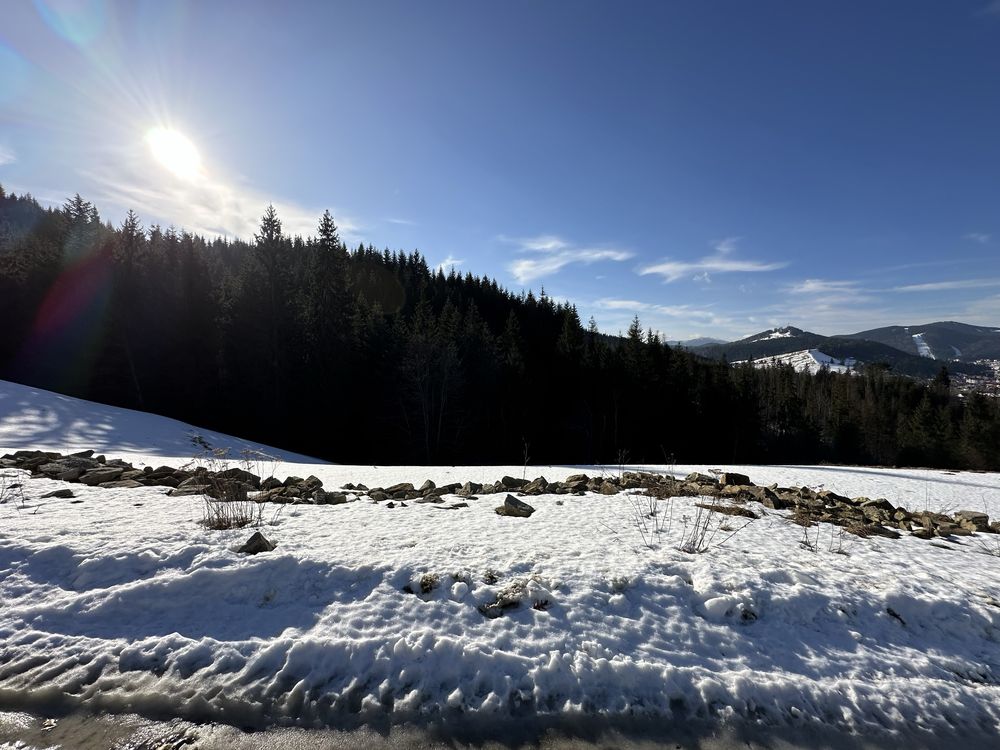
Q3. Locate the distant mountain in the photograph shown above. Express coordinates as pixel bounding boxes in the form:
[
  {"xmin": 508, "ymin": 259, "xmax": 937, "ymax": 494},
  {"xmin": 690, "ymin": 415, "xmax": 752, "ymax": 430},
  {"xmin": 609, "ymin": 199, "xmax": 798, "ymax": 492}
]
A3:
[
  {"xmin": 840, "ymin": 322, "xmax": 1000, "ymax": 362},
  {"xmin": 695, "ymin": 326, "xmax": 989, "ymax": 379},
  {"xmin": 667, "ymin": 336, "xmax": 726, "ymax": 348}
]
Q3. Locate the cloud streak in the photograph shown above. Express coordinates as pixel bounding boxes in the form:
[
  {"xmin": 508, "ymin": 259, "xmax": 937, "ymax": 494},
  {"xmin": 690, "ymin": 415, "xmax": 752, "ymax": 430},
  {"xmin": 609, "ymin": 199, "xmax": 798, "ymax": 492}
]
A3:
[
  {"xmin": 504, "ymin": 234, "xmax": 633, "ymax": 284},
  {"xmin": 891, "ymin": 278, "xmax": 1000, "ymax": 293},
  {"xmin": 83, "ymin": 153, "xmax": 361, "ymax": 242},
  {"xmin": 436, "ymin": 254, "xmax": 464, "ymax": 273},
  {"xmin": 0, "ymin": 146, "xmax": 15, "ymax": 166},
  {"xmin": 639, "ymin": 238, "xmax": 787, "ymax": 283}
]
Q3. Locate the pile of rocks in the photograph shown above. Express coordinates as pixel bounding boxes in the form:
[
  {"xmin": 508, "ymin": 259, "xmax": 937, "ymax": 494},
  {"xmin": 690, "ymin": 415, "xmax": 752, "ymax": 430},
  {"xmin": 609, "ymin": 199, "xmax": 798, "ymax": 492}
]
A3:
[
  {"xmin": 0, "ymin": 449, "xmax": 334, "ymax": 504},
  {"xmin": 670, "ymin": 471, "xmax": 999, "ymax": 541},
  {"xmin": 4, "ymin": 449, "xmax": 995, "ymax": 541}
]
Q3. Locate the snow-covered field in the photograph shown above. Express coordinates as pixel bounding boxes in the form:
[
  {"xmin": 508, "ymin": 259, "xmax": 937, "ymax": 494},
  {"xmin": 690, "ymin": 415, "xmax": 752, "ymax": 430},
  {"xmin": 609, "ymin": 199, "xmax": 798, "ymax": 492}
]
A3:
[{"xmin": 2, "ymin": 381, "xmax": 1000, "ymax": 747}]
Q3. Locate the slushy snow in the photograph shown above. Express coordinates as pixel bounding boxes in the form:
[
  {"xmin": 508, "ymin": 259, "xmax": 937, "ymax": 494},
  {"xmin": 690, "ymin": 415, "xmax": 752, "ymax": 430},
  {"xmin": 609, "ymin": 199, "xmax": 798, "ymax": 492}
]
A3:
[{"xmin": 2, "ymin": 381, "xmax": 1000, "ymax": 742}]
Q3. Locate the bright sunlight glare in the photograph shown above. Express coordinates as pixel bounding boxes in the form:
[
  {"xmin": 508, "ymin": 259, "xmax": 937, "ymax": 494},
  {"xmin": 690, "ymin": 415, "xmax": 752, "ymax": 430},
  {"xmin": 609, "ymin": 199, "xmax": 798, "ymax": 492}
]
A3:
[{"xmin": 145, "ymin": 127, "xmax": 202, "ymax": 180}]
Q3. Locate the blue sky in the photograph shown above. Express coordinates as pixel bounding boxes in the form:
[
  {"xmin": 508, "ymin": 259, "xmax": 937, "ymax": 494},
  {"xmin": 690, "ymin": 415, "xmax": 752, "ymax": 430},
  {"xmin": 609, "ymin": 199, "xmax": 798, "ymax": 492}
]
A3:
[{"xmin": 2, "ymin": 0, "xmax": 999, "ymax": 340}]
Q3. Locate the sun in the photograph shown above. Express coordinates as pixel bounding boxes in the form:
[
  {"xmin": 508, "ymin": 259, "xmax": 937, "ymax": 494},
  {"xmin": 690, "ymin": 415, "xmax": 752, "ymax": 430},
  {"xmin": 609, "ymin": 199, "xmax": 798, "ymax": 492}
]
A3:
[{"xmin": 145, "ymin": 127, "xmax": 202, "ymax": 180}]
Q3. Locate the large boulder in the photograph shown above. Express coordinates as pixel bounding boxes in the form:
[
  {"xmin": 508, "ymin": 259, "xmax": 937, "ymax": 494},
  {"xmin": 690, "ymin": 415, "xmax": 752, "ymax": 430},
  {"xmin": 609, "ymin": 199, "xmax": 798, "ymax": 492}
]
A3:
[
  {"xmin": 495, "ymin": 494, "xmax": 535, "ymax": 518},
  {"xmin": 719, "ymin": 472, "xmax": 751, "ymax": 487},
  {"xmin": 79, "ymin": 467, "xmax": 125, "ymax": 486}
]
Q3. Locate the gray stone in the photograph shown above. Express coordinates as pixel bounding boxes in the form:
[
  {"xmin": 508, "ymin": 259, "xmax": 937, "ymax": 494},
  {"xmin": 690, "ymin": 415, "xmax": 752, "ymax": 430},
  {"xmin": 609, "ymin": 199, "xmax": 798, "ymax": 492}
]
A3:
[
  {"xmin": 168, "ymin": 485, "xmax": 212, "ymax": 497},
  {"xmin": 954, "ymin": 510, "xmax": 990, "ymax": 532},
  {"xmin": 495, "ymin": 494, "xmax": 535, "ymax": 518},
  {"xmin": 41, "ymin": 488, "xmax": 75, "ymax": 499},
  {"xmin": 237, "ymin": 532, "xmax": 276, "ymax": 555},
  {"xmin": 98, "ymin": 479, "xmax": 145, "ymax": 489},
  {"xmin": 216, "ymin": 467, "xmax": 261, "ymax": 488},
  {"xmin": 720, "ymin": 472, "xmax": 751, "ymax": 487},
  {"xmin": 79, "ymin": 467, "xmax": 125, "ymax": 486}
]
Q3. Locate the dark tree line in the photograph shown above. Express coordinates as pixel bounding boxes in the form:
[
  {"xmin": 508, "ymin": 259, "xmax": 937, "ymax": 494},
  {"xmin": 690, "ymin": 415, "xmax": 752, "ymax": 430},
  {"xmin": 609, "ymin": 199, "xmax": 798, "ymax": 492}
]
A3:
[{"xmin": 1, "ymin": 186, "xmax": 998, "ymax": 469}]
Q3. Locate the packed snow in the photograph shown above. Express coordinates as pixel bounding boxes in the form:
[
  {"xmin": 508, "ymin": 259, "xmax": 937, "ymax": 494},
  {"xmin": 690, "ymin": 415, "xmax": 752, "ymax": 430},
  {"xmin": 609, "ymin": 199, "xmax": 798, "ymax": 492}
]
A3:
[
  {"xmin": 912, "ymin": 333, "xmax": 935, "ymax": 359},
  {"xmin": 2, "ymin": 381, "xmax": 1000, "ymax": 744},
  {"xmin": 735, "ymin": 349, "xmax": 857, "ymax": 375},
  {"xmin": 754, "ymin": 329, "xmax": 795, "ymax": 341}
]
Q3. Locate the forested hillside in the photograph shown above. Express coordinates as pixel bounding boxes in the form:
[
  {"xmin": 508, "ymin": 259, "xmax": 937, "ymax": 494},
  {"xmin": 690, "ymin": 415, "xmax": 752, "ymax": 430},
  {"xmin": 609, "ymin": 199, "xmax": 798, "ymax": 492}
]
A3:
[{"xmin": 1, "ymin": 187, "xmax": 998, "ymax": 469}]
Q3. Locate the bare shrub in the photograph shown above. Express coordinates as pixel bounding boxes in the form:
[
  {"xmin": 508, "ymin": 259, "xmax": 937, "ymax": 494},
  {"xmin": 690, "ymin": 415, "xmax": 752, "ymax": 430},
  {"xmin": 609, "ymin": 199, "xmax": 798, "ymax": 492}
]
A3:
[
  {"xmin": 628, "ymin": 489, "xmax": 672, "ymax": 548},
  {"xmin": 0, "ymin": 471, "xmax": 26, "ymax": 509}
]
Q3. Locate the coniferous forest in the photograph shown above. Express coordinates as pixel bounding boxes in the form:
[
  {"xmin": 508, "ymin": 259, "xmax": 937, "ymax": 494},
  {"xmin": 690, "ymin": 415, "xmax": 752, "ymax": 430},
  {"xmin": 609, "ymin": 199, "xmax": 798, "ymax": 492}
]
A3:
[{"xmin": 1, "ymin": 187, "xmax": 999, "ymax": 470}]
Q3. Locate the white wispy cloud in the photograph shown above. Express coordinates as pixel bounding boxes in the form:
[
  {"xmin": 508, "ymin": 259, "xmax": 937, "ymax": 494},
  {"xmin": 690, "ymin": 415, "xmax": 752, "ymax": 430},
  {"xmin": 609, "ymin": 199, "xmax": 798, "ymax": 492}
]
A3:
[
  {"xmin": 0, "ymin": 146, "xmax": 15, "ymax": 166},
  {"xmin": 594, "ymin": 298, "xmax": 732, "ymax": 325},
  {"xmin": 891, "ymin": 278, "xmax": 1000, "ymax": 293},
  {"xmin": 639, "ymin": 237, "xmax": 787, "ymax": 283},
  {"xmin": 436, "ymin": 254, "xmax": 464, "ymax": 273},
  {"xmin": 964, "ymin": 232, "xmax": 991, "ymax": 244},
  {"xmin": 386, "ymin": 217, "xmax": 416, "ymax": 226},
  {"xmin": 504, "ymin": 234, "xmax": 633, "ymax": 284},
  {"xmin": 84, "ymin": 159, "xmax": 361, "ymax": 242},
  {"xmin": 787, "ymin": 279, "xmax": 862, "ymax": 295}
]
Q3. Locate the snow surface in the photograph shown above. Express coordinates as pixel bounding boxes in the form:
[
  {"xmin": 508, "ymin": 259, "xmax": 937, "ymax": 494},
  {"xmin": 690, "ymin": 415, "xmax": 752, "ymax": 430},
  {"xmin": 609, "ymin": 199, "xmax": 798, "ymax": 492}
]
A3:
[
  {"xmin": 912, "ymin": 333, "xmax": 935, "ymax": 359},
  {"xmin": 2, "ymin": 381, "xmax": 1000, "ymax": 742},
  {"xmin": 0, "ymin": 381, "xmax": 317, "ymax": 463},
  {"xmin": 735, "ymin": 349, "xmax": 856, "ymax": 375},
  {"xmin": 754, "ymin": 329, "xmax": 795, "ymax": 341}
]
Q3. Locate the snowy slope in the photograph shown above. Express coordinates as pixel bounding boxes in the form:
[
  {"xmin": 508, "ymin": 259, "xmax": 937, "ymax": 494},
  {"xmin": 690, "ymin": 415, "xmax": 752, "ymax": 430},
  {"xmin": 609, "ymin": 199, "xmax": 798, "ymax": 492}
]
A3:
[
  {"xmin": 0, "ymin": 380, "xmax": 317, "ymax": 463},
  {"xmin": 735, "ymin": 349, "xmax": 857, "ymax": 375},
  {"xmin": 912, "ymin": 333, "xmax": 935, "ymax": 359},
  {"xmin": 2, "ymin": 382, "xmax": 1000, "ymax": 744}
]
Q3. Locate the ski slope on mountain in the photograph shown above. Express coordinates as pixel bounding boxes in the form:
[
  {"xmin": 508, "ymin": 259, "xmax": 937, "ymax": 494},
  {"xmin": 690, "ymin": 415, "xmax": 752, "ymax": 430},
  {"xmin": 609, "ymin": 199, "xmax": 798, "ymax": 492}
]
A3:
[
  {"xmin": 2, "ymin": 381, "xmax": 1000, "ymax": 747},
  {"xmin": 735, "ymin": 349, "xmax": 857, "ymax": 375}
]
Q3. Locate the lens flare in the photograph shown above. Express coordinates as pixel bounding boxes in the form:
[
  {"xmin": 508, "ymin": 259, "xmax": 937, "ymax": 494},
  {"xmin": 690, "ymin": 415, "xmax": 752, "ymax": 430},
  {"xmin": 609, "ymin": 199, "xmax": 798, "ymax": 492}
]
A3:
[{"xmin": 33, "ymin": 0, "xmax": 107, "ymax": 47}]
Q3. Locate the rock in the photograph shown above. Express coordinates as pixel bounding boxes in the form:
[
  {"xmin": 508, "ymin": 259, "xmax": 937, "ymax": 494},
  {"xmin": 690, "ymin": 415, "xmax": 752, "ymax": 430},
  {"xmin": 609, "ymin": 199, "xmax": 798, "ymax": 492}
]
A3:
[
  {"xmin": 761, "ymin": 494, "xmax": 790, "ymax": 510},
  {"xmin": 237, "ymin": 531, "xmax": 276, "ymax": 555},
  {"xmin": 418, "ymin": 479, "xmax": 436, "ymax": 493},
  {"xmin": 954, "ymin": 510, "xmax": 990, "ymax": 532},
  {"xmin": 495, "ymin": 494, "xmax": 535, "ymax": 518},
  {"xmin": 564, "ymin": 474, "xmax": 589, "ymax": 484},
  {"xmin": 168, "ymin": 485, "xmax": 212, "ymax": 497},
  {"xmin": 370, "ymin": 491, "xmax": 388, "ymax": 502},
  {"xmin": 98, "ymin": 479, "xmax": 145, "ymax": 489},
  {"xmin": 69, "ymin": 450, "xmax": 95, "ymax": 458},
  {"xmin": 685, "ymin": 472, "xmax": 718, "ymax": 486},
  {"xmin": 433, "ymin": 502, "xmax": 470, "ymax": 510},
  {"xmin": 384, "ymin": 482, "xmax": 414, "ymax": 494},
  {"xmin": 720, "ymin": 472, "xmax": 751, "ymax": 487},
  {"xmin": 501, "ymin": 476, "xmax": 529, "ymax": 489},
  {"xmin": 282, "ymin": 475, "xmax": 304, "ymax": 488},
  {"xmin": 911, "ymin": 528, "xmax": 934, "ymax": 539},
  {"xmin": 598, "ymin": 481, "xmax": 618, "ymax": 495},
  {"xmin": 314, "ymin": 490, "xmax": 348, "ymax": 505},
  {"xmin": 41, "ymin": 488, "xmax": 75, "ymax": 499},
  {"xmin": 261, "ymin": 477, "xmax": 283, "ymax": 491},
  {"xmin": 458, "ymin": 481, "xmax": 482, "ymax": 496},
  {"xmin": 303, "ymin": 475, "xmax": 323, "ymax": 490},
  {"xmin": 79, "ymin": 467, "xmax": 125, "ymax": 486},
  {"xmin": 216, "ymin": 467, "xmax": 261, "ymax": 488},
  {"xmin": 818, "ymin": 490, "xmax": 851, "ymax": 505},
  {"xmin": 414, "ymin": 496, "xmax": 445, "ymax": 504},
  {"xmin": 522, "ymin": 477, "xmax": 548, "ymax": 494}
]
